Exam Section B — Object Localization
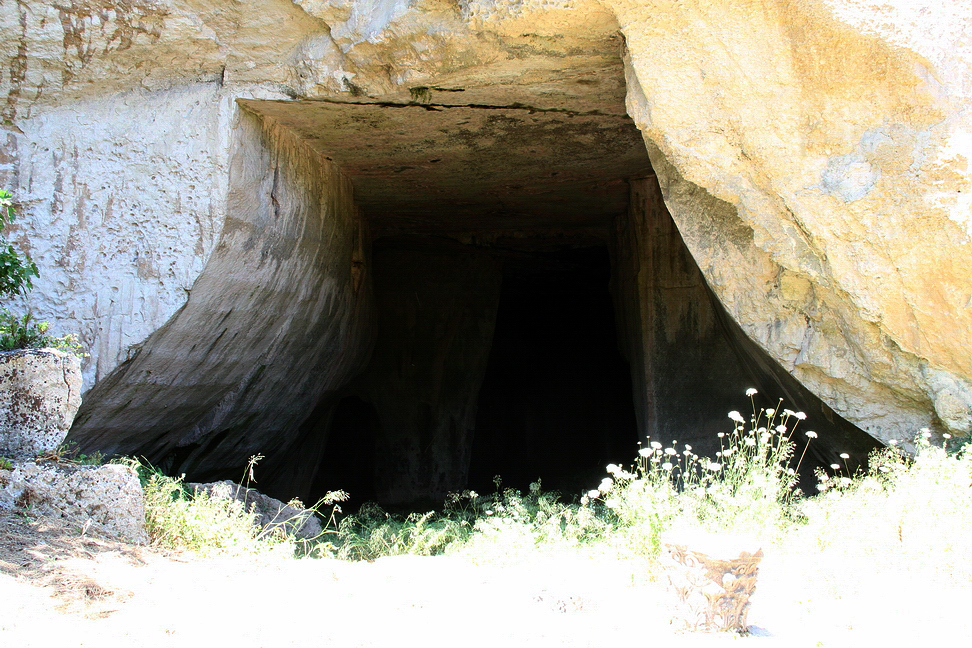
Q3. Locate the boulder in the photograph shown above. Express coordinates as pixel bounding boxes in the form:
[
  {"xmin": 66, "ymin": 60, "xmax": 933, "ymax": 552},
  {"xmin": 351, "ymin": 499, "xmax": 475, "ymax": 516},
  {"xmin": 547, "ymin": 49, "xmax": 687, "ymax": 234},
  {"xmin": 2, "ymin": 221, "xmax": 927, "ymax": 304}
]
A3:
[
  {"xmin": 0, "ymin": 349, "xmax": 82, "ymax": 458},
  {"xmin": 0, "ymin": 460, "xmax": 148, "ymax": 544}
]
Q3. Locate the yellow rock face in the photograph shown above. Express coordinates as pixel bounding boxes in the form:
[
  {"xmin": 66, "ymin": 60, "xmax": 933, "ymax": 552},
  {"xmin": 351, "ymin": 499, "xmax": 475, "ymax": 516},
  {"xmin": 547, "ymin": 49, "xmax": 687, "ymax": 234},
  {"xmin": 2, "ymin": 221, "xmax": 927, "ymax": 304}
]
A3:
[{"xmin": 611, "ymin": 0, "xmax": 972, "ymax": 441}]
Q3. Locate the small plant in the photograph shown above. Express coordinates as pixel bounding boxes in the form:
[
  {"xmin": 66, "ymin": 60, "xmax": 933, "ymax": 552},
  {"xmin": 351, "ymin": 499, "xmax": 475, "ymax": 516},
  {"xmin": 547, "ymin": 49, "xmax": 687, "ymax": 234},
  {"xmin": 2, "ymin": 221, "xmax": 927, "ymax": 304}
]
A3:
[
  {"xmin": 326, "ymin": 502, "xmax": 473, "ymax": 561},
  {"xmin": 141, "ymin": 462, "xmax": 296, "ymax": 557},
  {"xmin": 0, "ymin": 456, "xmax": 12, "ymax": 470},
  {"xmin": 37, "ymin": 441, "xmax": 105, "ymax": 465},
  {"xmin": 0, "ymin": 189, "xmax": 38, "ymax": 299},
  {"xmin": 585, "ymin": 389, "xmax": 814, "ymax": 552},
  {"xmin": 0, "ymin": 190, "xmax": 83, "ymax": 356},
  {"xmin": 0, "ymin": 309, "xmax": 85, "ymax": 354}
]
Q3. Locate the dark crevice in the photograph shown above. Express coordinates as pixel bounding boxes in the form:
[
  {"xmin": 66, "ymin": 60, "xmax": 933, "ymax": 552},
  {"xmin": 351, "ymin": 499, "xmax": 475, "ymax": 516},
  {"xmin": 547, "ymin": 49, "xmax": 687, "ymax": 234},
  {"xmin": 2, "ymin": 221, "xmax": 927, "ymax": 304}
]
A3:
[{"xmin": 271, "ymin": 97, "xmax": 630, "ymax": 118}]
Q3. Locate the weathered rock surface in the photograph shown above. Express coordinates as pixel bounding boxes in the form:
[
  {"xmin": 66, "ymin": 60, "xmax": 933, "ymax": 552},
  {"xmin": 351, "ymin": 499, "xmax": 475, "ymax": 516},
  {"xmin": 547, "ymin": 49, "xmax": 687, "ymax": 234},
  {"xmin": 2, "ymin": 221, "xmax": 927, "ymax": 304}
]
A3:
[
  {"xmin": 615, "ymin": 1, "xmax": 972, "ymax": 445},
  {"xmin": 189, "ymin": 480, "xmax": 323, "ymax": 540},
  {"xmin": 1, "ymin": 0, "xmax": 970, "ymax": 499},
  {"xmin": 0, "ymin": 460, "xmax": 148, "ymax": 544},
  {"xmin": 0, "ymin": 348, "xmax": 82, "ymax": 457}
]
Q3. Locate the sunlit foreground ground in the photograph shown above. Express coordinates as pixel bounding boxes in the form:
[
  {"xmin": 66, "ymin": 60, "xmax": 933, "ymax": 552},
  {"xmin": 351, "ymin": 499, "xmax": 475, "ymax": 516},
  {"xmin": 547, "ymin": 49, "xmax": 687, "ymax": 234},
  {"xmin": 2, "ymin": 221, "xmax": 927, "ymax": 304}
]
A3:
[
  {"xmin": 1, "ymin": 528, "xmax": 969, "ymax": 648},
  {"xmin": 2, "ymin": 404, "xmax": 970, "ymax": 647}
]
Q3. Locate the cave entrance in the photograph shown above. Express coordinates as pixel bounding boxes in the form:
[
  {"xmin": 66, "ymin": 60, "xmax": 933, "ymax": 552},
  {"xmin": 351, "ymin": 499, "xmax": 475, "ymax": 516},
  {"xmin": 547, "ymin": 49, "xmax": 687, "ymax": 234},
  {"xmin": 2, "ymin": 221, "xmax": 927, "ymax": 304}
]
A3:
[
  {"xmin": 227, "ymin": 95, "xmax": 876, "ymax": 507},
  {"xmin": 469, "ymin": 246, "xmax": 638, "ymax": 495}
]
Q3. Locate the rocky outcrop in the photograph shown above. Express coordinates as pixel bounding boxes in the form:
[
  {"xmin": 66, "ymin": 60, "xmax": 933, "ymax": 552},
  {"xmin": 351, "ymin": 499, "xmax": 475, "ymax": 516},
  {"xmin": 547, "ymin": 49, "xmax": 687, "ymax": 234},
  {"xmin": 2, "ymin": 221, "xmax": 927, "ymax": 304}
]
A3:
[
  {"xmin": 0, "ymin": 348, "xmax": 82, "ymax": 457},
  {"xmin": 1, "ymin": 0, "xmax": 970, "ymax": 501},
  {"xmin": 0, "ymin": 460, "xmax": 148, "ymax": 544}
]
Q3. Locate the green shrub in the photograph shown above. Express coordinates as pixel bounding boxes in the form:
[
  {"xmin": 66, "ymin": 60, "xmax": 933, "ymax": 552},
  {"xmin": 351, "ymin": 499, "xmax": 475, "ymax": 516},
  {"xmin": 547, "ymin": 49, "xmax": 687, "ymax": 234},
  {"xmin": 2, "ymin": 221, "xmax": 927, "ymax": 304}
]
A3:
[
  {"xmin": 0, "ymin": 189, "xmax": 38, "ymax": 299},
  {"xmin": 0, "ymin": 309, "xmax": 84, "ymax": 354},
  {"xmin": 0, "ymin": 190, "xmax": 83, "ymax": 356},
  {"xmin": 326, "ymin": 502, "xmax": 473, "ymax": 561}
]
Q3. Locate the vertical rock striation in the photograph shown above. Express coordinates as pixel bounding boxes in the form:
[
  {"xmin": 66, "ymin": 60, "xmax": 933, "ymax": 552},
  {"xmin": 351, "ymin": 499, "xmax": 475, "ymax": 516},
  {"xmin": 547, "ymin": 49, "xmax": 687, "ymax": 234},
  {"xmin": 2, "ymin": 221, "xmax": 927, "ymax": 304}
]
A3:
[{"xmin": 69, "ymin": 109, "xmax": 372, "ymax": 478}]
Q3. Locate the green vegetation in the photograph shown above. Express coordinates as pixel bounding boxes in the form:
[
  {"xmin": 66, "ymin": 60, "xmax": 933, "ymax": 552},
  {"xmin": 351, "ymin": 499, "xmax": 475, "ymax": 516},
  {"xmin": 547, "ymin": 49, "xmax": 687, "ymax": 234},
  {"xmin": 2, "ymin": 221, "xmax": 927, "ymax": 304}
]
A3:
[
  {"xmin": 0, "ymin": 190, "xmax": 83, "ymax": 355},
  {"xmin": 0, "ymin": 189, "xmax": 38, "ymax": 300},
  {"xmin": 134, "ymin": 389, "xmax": 972, "ymax": 590},
  {"xmin": 140, "ymin": 461, "xmax": 299, "ymax": 557}
]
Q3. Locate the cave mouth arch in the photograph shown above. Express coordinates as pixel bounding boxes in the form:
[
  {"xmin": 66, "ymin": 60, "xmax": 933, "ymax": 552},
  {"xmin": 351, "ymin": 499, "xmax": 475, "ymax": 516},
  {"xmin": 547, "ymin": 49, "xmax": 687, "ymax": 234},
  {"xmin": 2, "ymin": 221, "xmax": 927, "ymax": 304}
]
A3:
[{"xmin": 70, "ymin": 88, "xmax": 878, "ymax": 508}]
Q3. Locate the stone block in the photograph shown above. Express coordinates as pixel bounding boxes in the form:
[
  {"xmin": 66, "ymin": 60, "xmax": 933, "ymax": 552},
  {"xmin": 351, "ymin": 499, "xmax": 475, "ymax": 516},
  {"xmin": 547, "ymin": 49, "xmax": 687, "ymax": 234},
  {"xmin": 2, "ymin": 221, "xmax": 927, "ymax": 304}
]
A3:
[
  {"xmin": 0, "ymin": 460, "xmax": 148, "ymax": 544},
  {"xmin": 0, "ymin": 349, "xmax": 82, "ymax": 458}
]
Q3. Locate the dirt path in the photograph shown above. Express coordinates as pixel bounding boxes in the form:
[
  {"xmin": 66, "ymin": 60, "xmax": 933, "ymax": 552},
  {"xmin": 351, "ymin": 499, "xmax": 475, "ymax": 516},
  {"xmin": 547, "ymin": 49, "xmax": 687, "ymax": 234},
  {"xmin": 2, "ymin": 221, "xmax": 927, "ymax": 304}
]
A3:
[{"xmin": 1, "ymin": 512, "xmax": 968, "ymax": 647}]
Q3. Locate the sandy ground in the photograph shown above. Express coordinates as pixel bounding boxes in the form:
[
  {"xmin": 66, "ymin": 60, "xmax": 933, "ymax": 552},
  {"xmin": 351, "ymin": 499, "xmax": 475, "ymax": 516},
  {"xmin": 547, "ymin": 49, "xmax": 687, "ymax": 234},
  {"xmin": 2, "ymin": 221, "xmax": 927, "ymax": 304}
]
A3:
[{"xmin": 1, "ymin": 511, "xmax": 969, "ymax": 648}]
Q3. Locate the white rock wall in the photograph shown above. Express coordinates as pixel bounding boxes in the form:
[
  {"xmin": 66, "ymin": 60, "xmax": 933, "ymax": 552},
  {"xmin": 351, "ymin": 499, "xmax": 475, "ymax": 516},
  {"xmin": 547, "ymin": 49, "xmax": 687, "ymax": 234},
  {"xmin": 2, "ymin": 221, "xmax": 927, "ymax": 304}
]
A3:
[{"xmin": 9, "ymin": 84, "xmax": 233, "ymax": 390}]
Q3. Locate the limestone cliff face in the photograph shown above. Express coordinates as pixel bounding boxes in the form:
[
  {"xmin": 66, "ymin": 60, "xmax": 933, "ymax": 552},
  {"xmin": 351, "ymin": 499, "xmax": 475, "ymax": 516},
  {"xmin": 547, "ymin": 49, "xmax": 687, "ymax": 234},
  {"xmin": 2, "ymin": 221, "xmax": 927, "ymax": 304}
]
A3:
[
  {"xmin": 0, "ymin": 0, "xmax": 969, "ymax": 474},
  {"xmin": 69, "ymin": 110, "xmax": 372, "ymax": 475},
  {"xmin": 612, "ymin": 1, "xmax": 972, "ymax": 443}
]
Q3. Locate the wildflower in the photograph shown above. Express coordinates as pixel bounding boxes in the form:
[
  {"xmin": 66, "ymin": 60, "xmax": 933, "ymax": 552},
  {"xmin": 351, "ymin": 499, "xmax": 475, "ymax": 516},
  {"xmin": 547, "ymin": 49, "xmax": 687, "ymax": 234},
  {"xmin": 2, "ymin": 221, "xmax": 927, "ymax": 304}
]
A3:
[
  {"xmin": 775, "ymin": 424, "xmax": 787, "ymax": 433},
  {"xmin": 664, "ymin": 447, "xmax": 677, "ymax": 456},
  {"xmin": 786, "ymin": 468, "xmax": 795, "ymax": 475},
  {"xmin": 746, "ymin": 388, "xmax": 758, "ymax": 397},
  {"xmin": 684, "ymin": 444, "xmax": 692, "ymax": 451},
  {"xmin": 606, "ymin": 463, "xmax": 620, "ymax": 475},
  {"xmin": 794, "ymin": 412, "xmax": 807, "ymax": 420},
  {"xmin": 717, "ymin": 432, "xmax": 725, "ymax": 438},
  {"xmin": 468, "ymin": 491, "xmax": 479, "ymax": 499},
  {"xmin": 650, "ymin": 441, "xmax": 662, "ymax": 450},
  {"xmin": 783, "ymin": 409, "xmax": 795, "ymax": 418},
  {"xmin": 889, "ymin": 439, "xmax": 898, "ymax": 446},
  {"xmin": 599, "ymin": 478, "xmax": 614, "ymax": 491},
  {"xmin": 580, "ymin": 496, "xmax": 589, "ymax": 505},
  {"xmin": 839, "ymin": 453, "xmax": 850, "ymax": 459},
  {"xmin": 766, "ymin": 408, "xmax": 775, "ymax": 416},
  {"xmin": 839, "ymin": 477, "xmax": 853, "ymax": 487},
  {"xmin": 638, "ymin": 447, "xmax": 651, "ymax": 457},
  {"xmin": 587, "ymin": 489, "xmax": 600, "ymax": 499},
  {"xmin": 745, "ymin": 437, "xmax": 757, "ymax": 447},
  {"xmin": 662, "ymin": 462, "xmax": 673, "ymax": 471},
  {"xmin": 723, "ymin": 448, "xmax": 735, "ymax": 456},
  {"xmin": 728, "ymin": 411, "xmax": 745, "ymax": 423},
  {"xmin": 830, "ymin": 463, "xmax": 840, "ymax": 470},
  {"xmin": 921, "ymin": 428, "xmax": 932, "ymax": 439},
  {"xmin": 605, "ymin": 498, "xmax": 619, "ymax": 509},
  {"xmin": 806, "ymin": 430, "xmax": 817, "ymax": 439},
  {"xmin": 682, "ymin": 449, "xmax": 693, "ymax": 456},
  {"xmin": 706, "ymin": 462, "xmax": 722, "ymax": 471},
  {"xmin": 944, "ymin": 433, "xmax": 952, "ymax": 439}
]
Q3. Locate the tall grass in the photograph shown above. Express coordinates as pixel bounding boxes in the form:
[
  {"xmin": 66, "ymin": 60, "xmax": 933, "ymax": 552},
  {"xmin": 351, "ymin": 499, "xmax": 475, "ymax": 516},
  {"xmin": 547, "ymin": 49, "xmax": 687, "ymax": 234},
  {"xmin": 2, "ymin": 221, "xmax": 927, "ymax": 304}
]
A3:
[
  {"xmin": 140, "ymin": 464, "xmax": 300, "ymax": 557},
  {"xmin": 134, "ymin": 392, "xmax": 972, "ymax": 577}
]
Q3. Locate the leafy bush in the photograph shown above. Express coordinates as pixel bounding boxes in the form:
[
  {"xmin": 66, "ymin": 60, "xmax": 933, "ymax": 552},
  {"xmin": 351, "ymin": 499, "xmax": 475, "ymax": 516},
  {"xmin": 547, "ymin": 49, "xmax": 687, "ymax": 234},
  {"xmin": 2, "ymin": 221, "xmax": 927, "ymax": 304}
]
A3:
[
  {"xmin": 0, "ymin": 309, "xmax": 84, "ymax": 354},
  {"xmin": 0, "ymin": 190, "xmax": 83, "ymax": 355},
  {"xmin": 0, "ymin": 189, "xmax": 38, "ymax": 299}
]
